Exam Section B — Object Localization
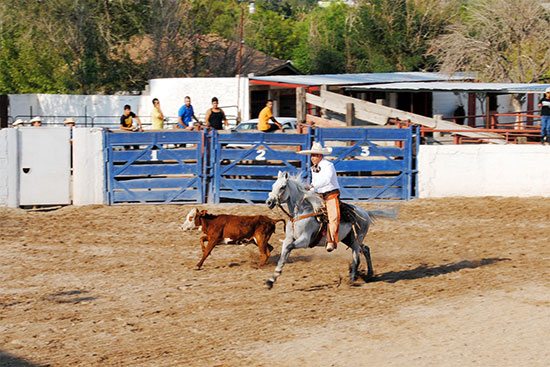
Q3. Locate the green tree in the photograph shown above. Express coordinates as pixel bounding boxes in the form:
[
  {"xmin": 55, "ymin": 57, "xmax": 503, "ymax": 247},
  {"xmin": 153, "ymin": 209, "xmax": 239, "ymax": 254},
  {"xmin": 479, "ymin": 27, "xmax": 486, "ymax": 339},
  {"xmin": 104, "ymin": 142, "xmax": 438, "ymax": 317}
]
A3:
[{"xmin": 350, "ymin": 0, "xmax": 457, "ymax": 73}]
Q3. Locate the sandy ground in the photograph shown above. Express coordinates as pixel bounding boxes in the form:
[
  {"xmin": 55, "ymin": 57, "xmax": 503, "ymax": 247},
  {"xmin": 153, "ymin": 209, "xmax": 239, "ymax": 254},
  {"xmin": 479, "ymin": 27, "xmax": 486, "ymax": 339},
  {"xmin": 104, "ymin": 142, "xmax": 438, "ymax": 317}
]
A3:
[{"xmin": 1, "ymin": 197, "xmax": 550, "ymax": 367}]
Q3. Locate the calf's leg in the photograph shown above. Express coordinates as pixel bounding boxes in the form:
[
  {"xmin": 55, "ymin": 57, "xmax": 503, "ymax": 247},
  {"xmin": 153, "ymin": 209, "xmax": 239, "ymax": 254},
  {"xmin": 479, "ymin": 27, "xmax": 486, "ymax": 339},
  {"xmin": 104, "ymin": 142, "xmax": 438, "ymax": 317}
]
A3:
[{"xmin": 196, "ymin": 235, "xmax": 220, "ymax": 269}]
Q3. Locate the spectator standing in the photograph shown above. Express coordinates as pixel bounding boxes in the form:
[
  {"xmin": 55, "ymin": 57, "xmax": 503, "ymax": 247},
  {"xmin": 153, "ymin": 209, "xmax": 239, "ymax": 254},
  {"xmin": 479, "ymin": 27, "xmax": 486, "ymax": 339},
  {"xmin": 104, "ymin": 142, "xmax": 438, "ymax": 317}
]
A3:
[
  {"xmin": 258, "ymin": 99, "xmax": 282, "ymax": 132},
  {"xmin": 205, "ymin": 97, "xmax": 228, "ymax": 130},
  {"xmin": 63, "ymin": 117, "xmax": 76, "ymax": 128},
  {"xmin": 538, "ymin": 87, "xmax": 550, "ymax": 145},
  {"xmin": 120, "ymin": 104, "xmax": 143, "ymax": 132},
  {"xmin": 12, "ymin": 119, "xmax": 26, "ymax": 127},
  {"xmin": 177, "ymin": 96, "xmax": 199, "ymax": 130},
  {"xmin": 151, "ymin": 98, "xmax": 165, "ymax": 130},
  {"xmin": 29, "ymin": 116, "xmax": 42, "ymax": 127}
]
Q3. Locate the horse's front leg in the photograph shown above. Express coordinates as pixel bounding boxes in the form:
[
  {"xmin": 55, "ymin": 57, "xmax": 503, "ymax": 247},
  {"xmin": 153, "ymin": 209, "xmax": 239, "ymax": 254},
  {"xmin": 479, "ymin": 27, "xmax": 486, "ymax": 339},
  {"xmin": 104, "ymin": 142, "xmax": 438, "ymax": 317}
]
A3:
[{"xmin": 265, "ymin": 236, "xmax": 294, "ymax": 289}]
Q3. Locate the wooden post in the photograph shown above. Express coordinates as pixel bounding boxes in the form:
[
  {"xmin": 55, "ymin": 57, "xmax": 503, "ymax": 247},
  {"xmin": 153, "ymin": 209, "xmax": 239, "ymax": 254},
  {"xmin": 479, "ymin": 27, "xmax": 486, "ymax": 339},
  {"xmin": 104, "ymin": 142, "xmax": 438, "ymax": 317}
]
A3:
[
  {"xmin": 486, "ymin": 94, "xmax": 490, "ymax": 129},
  {"xmin": 433, "ymin": 114, "xmax": 442, "ymax": 139},
  {"xmin": 346, "ymin": 103, "xmax": 354, "ymax": 127},
  {"xmin": 296, "ymin": 87, "xmax": 306, "ymax": 124}
]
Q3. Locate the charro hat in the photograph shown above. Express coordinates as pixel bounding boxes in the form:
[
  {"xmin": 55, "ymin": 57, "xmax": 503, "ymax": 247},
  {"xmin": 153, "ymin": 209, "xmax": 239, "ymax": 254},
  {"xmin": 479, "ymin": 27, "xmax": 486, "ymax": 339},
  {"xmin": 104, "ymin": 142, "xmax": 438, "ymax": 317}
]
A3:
[
  {"xmin": 298, "ymin": 141, "xmax": 333, "ymax": 155},
  {"xmin": 12, "ymin": 119, "xmax": 26, "ymax": 127},
  {"xmin": 63, "ymin": 117, "xmax": 76, "ymax": 125},
  {"xmin": 29, "ymin": 116, "xmax": 42, "ymax": 123}
]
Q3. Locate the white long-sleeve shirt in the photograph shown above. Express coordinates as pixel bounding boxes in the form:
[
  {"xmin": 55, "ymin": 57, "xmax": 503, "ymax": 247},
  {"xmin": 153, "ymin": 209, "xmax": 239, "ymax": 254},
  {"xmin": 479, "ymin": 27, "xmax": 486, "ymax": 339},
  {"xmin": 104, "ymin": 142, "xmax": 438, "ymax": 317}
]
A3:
[{"xmin": 311, "ymin": 158, "xmax": 340, "ymax": 194}]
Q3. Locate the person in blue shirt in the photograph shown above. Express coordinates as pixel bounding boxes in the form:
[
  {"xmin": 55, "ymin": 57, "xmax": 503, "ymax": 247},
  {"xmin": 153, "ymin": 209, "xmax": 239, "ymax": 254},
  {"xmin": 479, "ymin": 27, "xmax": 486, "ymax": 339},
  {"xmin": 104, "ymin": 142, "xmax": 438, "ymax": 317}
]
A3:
[{"xmin": 177, "ymin": 96, "xmax": 200, "ymax": 130}]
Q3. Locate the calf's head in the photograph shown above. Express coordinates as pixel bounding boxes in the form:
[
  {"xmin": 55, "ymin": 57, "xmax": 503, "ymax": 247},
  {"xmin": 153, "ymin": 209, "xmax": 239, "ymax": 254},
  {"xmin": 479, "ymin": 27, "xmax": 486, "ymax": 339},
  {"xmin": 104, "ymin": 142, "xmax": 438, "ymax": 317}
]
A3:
[{"xmin": 182, "ymin": 208, "xmax": 202, "ymax": 230}]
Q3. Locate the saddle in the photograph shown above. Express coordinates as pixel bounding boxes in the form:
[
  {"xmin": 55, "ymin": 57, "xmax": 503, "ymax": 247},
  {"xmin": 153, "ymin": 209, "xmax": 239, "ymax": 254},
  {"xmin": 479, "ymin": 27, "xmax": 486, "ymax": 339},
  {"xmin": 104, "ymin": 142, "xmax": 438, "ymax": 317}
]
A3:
[{"xmin": 308, "ymin": 201, "xmax": 355, "ymax": 248}]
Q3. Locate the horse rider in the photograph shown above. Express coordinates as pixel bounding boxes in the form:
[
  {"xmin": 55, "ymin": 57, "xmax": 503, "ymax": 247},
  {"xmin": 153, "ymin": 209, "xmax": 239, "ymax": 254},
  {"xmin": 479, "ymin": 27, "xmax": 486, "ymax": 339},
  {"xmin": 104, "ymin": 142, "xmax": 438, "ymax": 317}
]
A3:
[{"xmin": 298, "ymin": 142, "xmax": 340, "ymax": 252}]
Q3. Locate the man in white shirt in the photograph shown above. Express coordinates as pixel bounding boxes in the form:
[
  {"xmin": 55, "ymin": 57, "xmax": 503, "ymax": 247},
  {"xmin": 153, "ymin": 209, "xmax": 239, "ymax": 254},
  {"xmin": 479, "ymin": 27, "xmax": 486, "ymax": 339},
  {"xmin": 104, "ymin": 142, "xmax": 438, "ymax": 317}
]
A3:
[{"xmin": 299, "ymin": 142, "xmax": 341, "ymax": 252}]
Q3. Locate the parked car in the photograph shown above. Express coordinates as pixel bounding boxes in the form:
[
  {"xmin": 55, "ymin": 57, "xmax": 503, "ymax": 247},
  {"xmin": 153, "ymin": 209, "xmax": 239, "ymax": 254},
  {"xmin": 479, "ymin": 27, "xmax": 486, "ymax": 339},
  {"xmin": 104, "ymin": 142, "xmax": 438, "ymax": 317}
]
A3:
[{"xmin": 234, "ymin": 117, "xmax": 297, "ymax": 132}]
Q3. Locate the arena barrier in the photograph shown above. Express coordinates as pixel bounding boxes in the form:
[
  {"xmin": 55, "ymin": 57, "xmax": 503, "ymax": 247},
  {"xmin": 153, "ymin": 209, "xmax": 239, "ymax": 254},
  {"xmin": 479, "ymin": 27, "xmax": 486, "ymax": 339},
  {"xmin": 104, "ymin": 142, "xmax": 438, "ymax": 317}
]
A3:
[
  {"xmin": 209, "ymin": 131, "xmax": 311, "ymax": 204},
  {"xmin": 105, "ymin": 130, "xmax": 206, "ymax": 205},
  {"xmin": 104, "ymin": 126, "xmax": 417, "ymax": 205},
  {"xmin": 315, "ymin": 126, "xmax": 419, "ymax": 201}
]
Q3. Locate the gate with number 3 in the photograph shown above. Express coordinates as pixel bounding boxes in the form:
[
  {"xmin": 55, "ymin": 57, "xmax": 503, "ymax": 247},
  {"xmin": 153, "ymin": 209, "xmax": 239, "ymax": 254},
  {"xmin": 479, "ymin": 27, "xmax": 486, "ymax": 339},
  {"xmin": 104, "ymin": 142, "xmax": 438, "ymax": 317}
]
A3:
[
  {"xmin": 314, "ymin": 126, "xmax": 418, "ymax": 201},
  {"xmin": 209, "ymin": 131, "xmax": 310, "ymax": 204}
]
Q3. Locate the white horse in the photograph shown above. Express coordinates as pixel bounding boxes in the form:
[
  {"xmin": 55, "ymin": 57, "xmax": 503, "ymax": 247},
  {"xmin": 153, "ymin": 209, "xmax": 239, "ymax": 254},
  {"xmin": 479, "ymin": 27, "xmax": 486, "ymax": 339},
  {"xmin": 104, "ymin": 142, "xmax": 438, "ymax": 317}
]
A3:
[{"xmin": 265, "ymin": 171, "xmax": 395, "ymax": 289}]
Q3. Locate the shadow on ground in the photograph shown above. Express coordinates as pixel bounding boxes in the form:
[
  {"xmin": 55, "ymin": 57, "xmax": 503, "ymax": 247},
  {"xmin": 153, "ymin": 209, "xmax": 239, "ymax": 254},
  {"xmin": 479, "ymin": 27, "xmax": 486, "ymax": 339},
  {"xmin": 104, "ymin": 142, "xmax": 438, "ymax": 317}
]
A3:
[
  {"xmin": 361, "ymin": 258, "xmax": 511, "ymax": 284},
  {"xmin": 0, "ymin": 351, "xmax": 46, "ymax": 367}
]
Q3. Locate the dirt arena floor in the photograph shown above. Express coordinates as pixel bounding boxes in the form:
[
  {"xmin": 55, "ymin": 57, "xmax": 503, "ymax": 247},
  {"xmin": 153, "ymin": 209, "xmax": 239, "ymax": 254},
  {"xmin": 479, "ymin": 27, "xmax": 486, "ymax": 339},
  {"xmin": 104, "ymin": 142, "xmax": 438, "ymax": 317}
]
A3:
[{"xmin": 1, "ymin": 197, "xmax": 550, "ymax": 367}]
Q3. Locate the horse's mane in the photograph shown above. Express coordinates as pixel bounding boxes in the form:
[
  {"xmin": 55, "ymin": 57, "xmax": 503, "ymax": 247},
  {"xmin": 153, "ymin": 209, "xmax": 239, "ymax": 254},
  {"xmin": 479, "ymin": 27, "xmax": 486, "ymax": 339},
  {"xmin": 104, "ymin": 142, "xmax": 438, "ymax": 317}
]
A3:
[{"xmin": 288, "ymin": 174, "xmax": 324, "ymax": 211}]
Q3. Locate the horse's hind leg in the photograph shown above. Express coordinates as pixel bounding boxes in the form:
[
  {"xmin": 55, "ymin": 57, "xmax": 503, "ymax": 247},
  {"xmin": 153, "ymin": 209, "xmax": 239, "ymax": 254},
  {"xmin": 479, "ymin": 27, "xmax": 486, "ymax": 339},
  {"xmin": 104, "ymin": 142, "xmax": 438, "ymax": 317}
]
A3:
[
  {"xmin": 349, "ymin": 243, "xmax": 361, "ymax": 282},
  {"xmin": 361, "ymin": 244, "xmax": 374, "ymax": 280}
]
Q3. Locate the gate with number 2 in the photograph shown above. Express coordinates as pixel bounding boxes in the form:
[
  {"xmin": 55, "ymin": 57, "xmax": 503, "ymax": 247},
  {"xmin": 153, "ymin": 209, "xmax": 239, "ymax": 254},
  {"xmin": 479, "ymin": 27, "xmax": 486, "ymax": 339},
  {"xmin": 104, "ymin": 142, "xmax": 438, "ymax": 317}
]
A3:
[{"xmin": 209, "ymin": 131, "xmax": 310, "ymax": 204}]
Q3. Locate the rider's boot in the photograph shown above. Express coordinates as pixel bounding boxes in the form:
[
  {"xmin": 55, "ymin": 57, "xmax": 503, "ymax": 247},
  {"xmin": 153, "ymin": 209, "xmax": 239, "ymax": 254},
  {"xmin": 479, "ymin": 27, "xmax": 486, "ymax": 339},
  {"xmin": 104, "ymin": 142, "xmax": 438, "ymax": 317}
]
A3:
[{"xmin": 325, "ymin": 241, "xmax": 336, "ymax": 252}]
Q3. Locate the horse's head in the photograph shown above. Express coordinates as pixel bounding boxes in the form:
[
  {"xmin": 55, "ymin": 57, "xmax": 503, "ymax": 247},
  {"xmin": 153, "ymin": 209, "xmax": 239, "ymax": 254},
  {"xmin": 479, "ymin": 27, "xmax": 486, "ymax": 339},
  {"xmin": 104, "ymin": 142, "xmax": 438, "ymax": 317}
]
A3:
[{"xmin": 266, "ymin": 171, "xmax": 291, "ymax": 209}]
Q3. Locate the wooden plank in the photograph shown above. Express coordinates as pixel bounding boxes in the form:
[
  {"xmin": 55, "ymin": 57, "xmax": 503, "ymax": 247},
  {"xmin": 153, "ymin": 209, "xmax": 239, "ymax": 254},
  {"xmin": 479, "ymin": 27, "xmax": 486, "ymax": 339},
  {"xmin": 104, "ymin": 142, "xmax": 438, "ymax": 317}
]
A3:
[
  {"xmin": 112, "ymin": 149, "xmax": 199, "ymax": 162},
  {"xmin": 333, "ymin": 159, "xmax": 405, "ymax": 172},
  {"xmin": 305, "ymin": 114, "xmax": 346, "ymax": 127},
  {"xmin": 338, "ymin": 176, "xmax": 405, "ymax": 186},
  {"xmin": 114, "ymin": 163, "xmax": 199, "ymax": 176},
  {"xmin": 217, "ymin": 190, "xmax": 270, "ymax": 202},
  {"xmin": 316, "ymin": 127, "xmax": 410, "ymax": 141},
  {"xmin": 306, "ymin": 93, "xmax": 388, "ymax": 125},
  {"xmin": 216, "ymin": 132, "xmax": 308, "ymax": 145},
  {"xmin": 113, "ymin": 177, "xmax": 198, "ymax": 190},
  {"xmin": 219, "ymin": 148, "xmax": 305, "ymax": 162},
  {"xmin": 316, "ymin": 90, "xmax": 505, "ymax": 144},
  {"xmin": 112, "ymin": 189, "xmax": 201, "ymax": 203},
  {"xmin": 340, "ymin": 187, "xmax": 404, "ymax": 200},
  {"xmin": 108, "ymin": 131, "xmax": 203, "ymax": 144},
  {"xmin": 329, "ymin": 145, "xmax": 405, "ymax": 158},
  {"xmin": 220, "ymin": 179, "xmax": 276, "ymax": 191},
  {"xmin": 220, "ymin": 165, "xmax": 300, "ymax": 176}
]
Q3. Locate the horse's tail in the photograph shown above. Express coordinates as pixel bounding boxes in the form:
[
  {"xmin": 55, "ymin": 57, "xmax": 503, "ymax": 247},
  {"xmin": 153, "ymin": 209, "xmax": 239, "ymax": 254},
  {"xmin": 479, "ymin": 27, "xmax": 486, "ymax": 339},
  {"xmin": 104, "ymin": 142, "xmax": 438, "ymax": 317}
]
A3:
[{"xmin": 367, "ymin": 205, "xmax": 399, "ymax": 222}]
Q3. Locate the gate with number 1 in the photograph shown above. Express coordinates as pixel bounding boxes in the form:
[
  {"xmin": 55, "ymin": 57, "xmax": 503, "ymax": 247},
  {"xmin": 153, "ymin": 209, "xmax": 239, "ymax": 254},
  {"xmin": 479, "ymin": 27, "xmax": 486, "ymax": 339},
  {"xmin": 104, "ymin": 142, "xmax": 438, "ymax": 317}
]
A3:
[
  {"xmin": 105, "ymin": 130, "xmax": 206, "ymax": 205},
  {"xmin": 209, "ymin": 131, "xmax": 310, "ymax": 204}
]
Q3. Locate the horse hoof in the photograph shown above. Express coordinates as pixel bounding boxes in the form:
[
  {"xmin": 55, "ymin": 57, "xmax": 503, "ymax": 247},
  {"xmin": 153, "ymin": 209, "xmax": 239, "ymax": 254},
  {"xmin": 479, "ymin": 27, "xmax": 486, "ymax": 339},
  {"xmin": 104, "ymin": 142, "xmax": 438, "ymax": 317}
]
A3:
[{"xmin": 265, "ymin": 280, "xmax": 274, "ymax": 289}]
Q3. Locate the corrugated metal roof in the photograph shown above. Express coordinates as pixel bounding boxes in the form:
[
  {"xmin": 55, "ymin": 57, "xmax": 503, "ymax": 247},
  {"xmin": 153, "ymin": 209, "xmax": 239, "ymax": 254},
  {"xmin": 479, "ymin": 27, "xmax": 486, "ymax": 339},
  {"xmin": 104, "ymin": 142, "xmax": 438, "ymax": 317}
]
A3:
[
  {"xmin": 249, "ymin": 72, "xmax": 472, "ymax": 87},
  {"xmin": 345, "ymin": 81, "xmax": 550, "ymax": 93}
]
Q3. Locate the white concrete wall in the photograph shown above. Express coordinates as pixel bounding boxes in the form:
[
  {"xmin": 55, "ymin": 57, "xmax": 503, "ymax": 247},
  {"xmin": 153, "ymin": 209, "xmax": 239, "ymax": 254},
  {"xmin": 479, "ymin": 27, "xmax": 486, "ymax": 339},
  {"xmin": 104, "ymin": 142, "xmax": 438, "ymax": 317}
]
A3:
[
  {"xmin": 8, "ymin": 94, "xmax": 142, "ymax": 127},
  {"xmin": 73, "ymin": 128, "xmax": 106, "ymax": 206},
  {"xmin": 418, "ymin": 145, "xmax": 550, "ymax": 198},
  {"xmin": 8, "ymin": 77, "xmax": 249, "ymax": 128},
  {"xmin": 0, "ymin": 129, "xmax": 9, "ymax": 205},
  {"xmin": 146, "ymin": 77, "xmax": 249, "ymax": 125},
  {"xmin": 0, "ymin": 128, "xmax": 19, "ymax": 207}
]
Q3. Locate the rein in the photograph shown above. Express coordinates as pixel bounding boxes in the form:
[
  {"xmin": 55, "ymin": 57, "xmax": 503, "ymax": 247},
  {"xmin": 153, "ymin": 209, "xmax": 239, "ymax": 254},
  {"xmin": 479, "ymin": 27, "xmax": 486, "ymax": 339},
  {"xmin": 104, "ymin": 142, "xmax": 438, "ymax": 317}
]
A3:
[{"xmin": 277, "ymin": 203, "xmax": 321, "ymax": 231}]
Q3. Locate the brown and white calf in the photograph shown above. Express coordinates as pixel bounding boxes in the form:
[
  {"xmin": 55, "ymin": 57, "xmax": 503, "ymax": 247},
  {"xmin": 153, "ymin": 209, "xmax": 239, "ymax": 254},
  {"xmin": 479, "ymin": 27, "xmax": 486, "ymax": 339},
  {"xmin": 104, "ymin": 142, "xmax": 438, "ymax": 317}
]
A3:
[{"xmin": 182, "ymin": 208, "xmax": 285, "ymax": 269}]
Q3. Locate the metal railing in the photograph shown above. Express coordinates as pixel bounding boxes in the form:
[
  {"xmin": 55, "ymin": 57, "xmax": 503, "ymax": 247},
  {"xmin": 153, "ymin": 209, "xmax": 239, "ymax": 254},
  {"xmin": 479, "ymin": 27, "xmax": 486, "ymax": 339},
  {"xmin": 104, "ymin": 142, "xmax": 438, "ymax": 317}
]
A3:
[{"xmin": 7, "ymin": 105, "xmax": 240, "ymax": 129}]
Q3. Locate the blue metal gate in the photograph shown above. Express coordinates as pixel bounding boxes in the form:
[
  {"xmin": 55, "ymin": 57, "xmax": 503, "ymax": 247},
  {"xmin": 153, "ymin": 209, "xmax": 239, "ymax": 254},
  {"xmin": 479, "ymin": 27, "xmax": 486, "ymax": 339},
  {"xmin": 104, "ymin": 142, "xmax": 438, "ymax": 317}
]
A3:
[
  {"xmin": 209, "ymin": 131, "xmax": 311, "ymax": 204},
  {"xmin": 315, "ymin": 126, "xmax": 418, "ymax": 200},
  {"xmin": 105, "ymin": 130, "xmax": 206, "ymax": 205},
  {"xmin": 105, "ymin": 126, "xmax": 416, "ymax": 204}
]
